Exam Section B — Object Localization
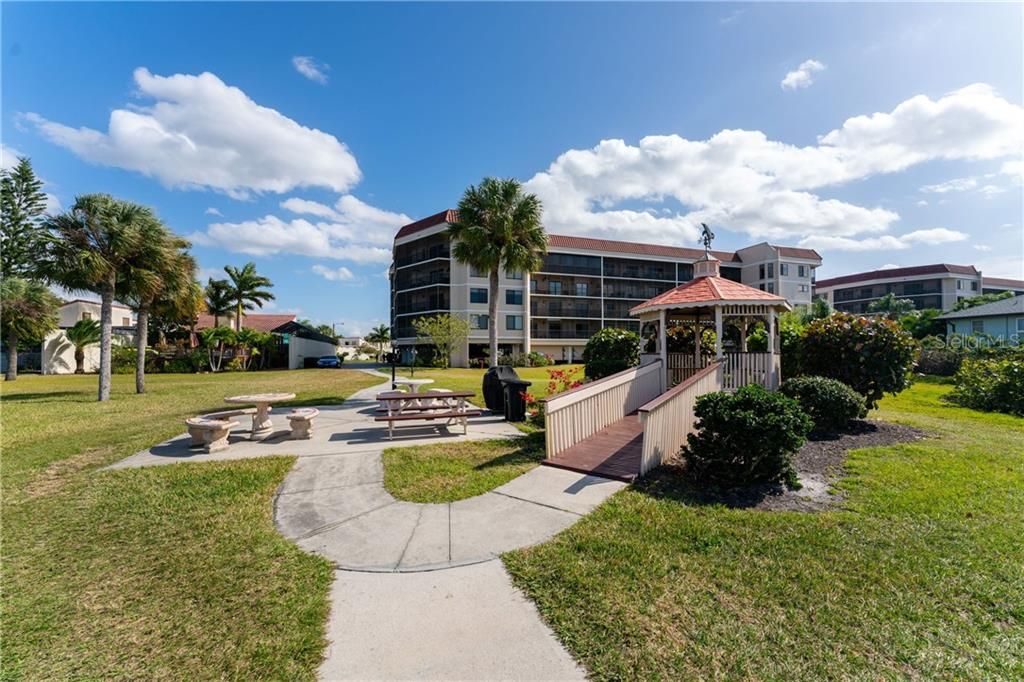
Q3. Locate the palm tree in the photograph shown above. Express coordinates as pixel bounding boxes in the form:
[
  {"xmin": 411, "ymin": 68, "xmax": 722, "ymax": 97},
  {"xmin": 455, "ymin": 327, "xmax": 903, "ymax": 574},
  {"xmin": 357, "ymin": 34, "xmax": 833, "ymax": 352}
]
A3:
[
  {"xmin": 39, "ymin": 195, "xmax": 153, "ymax": 400},
  {"xmin": 64, "ymin": 318, "xmax": 101, "ymax": 374},
  {"xmin": 366, "ymin": 324, "xmax": 391, "ymax": 361},
  {"xmin": 448, "ymin": 178, "xmax": 546, "ymax": 367},
  {"xmin": 224, "ymin": 262, "xmax": 274, "ymax": 332},
  {"xmin": 1, "ymin": 277, "xmax": 60, "ymax": 381},
  {"xmin": 200, "ymin": 326, "xmax": 236, "ymax": 372},
  {"xmin": 204, "ymin": 278, "xmax": 233, "ymax": 328}
]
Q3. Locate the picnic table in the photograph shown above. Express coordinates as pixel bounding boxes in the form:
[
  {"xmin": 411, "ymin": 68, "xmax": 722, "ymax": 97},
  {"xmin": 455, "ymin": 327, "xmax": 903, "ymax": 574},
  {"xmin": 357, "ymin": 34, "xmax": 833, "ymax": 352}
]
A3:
[
  {"xmin": 224, "ymin": 392, "xmax": 296, "ymax": 440},
  {"xmin": 393, "ymin": 378, "xmax": 434, "ymax": 393},
  {"xmin": 374, "ymin": 389, "xmax": 480, "ymax": 440}
]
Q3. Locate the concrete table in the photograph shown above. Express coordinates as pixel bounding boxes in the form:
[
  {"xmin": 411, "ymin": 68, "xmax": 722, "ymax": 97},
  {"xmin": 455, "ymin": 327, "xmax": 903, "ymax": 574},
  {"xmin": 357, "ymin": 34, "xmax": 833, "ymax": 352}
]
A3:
[
  {"xmin": 224, "ymin": 392, "xmax": 296, "ymax": 440},
  {"xmin": 393, "ymin": 378, "xmax": 434, "ymax": 393}
]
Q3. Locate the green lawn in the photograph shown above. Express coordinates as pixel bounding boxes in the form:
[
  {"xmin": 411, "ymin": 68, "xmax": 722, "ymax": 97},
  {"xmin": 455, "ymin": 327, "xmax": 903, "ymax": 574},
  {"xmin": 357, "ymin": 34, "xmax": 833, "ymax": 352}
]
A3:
[
  {"xmin": 503, "ymin": 380, "xmax": 1024, "ymax": 680},
  {"xmin": 393, "ymin": 364, "xmax": 584, "ymax": 400},
  {"xmin": 383, "ymin": 432, "xmax": 545, "ymax": 503},
  {"xmin": 1, "ymin": 370, "xmax": 379, "ymax": 680}
]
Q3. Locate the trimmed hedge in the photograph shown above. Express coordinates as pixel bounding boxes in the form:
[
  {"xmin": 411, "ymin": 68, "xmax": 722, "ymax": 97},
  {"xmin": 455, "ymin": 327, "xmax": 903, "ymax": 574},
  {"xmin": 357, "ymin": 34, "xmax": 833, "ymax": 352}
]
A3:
[
  {"xmin": 682, "ymin": 385, "xmax": 812, "ymax": 488},
  {"xmin": 582, "ymin": 327, "xmax": 640, "ymax": 380},
  {"xmin": 948, "ymin": 355, "xmax": 1024, "ymax": 416},
  {"xmin": 780, "ymin": 375, "xmax": 866, "ymax": 433}
]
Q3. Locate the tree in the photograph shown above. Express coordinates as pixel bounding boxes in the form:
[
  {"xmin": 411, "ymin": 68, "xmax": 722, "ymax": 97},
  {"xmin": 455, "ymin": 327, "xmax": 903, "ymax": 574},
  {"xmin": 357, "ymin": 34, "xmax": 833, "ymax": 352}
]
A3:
[
  {"xmin": 1, "ymin": 157, "xmax": 48, "ymax": 279},
  {"xmin": 1, "ymin": 277, "xmax": 60, "ymax": 381},
  {"xmin": 64, "ymin": 318, "xmax": 101, "ymax": 374},
  {"xmin": 149, "ymin": 276, "xmax": 203, "ymax": 346},
  {"xmin": 899, "ymin": 308, "xmax": 944, "ymax": 339},
  {"xmin": 800, "ymin": 312, "xmax": 917, "ymax": 409},
  {"xmin": 803, "ymin": 297, "xmax": 832, "ymax": 323},
  {"xmin": 953, "ymin": 290, "xmax": 1014, "ymax": 311},
  {"xmin": 200, "ymin": 326, "xmax": 236, "ymax": 372},
  {"xmin": 413, "ymin": 314, "xmax": 470, "ymax": 369},
  {"xmin": 235, "ymin": 327, "xmax": 272, "ymax": 370},
  {"xmin": 867, "ymin": 293, "xmax": 917, "ymax": 319},
  {"xmin": 582, "ymin": 327, "xmax": 640, "ymax": 379},
  {"xmin": 39, "ymin": 195, "xmax": 155, "ymax": 401},
  {"xmin": 449, "ymin": 177, "xmax": 546, "ymax": 367},
  {"xmin": 224, "ymin": 262, "xmax": 274, "ymax": 331},
  {"xmin": 204, "ymin": 278, "xmax": 233, "ymax": 328},
  {"xmin": 121, "ymin": 215, "xmax": 196, "ymax": 394},
  {"xmin": 365, "ymin": 324, "xmax": 391, "ymax": 361}
]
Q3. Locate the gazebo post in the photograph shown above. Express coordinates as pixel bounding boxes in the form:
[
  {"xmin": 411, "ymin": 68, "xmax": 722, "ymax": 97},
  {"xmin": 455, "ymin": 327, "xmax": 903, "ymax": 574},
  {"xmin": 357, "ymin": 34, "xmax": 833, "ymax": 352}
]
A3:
[
  {"xmin": 714, "ymin": 305, "xmax": 724, "ymax": 361},
  {"xmin": 658, "ymin": 308, "xmax": 667, "ymax": 392},
  {"xmin": 739, "ymin": 318, "xmax": 748, "ymax": 352}
]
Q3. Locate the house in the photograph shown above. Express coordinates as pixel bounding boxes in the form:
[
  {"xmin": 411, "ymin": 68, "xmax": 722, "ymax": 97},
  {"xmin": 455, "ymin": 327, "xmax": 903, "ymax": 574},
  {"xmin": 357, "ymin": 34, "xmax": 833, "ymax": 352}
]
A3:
[
  {"xmin": 390, "ymin": 209, "xmax": 822, "ymax": 367},
  {"xmin": 194, "ymin": 313, "xmax": 339, "ymax": 369},
  {"xmin": 40, "ymin": 300, "xmax": 136, "ymax": 375},
  {"xmin": 936, "ymin": 294, "xmax": 1024, "ymax": 342},
  {"xmin": 814, "ymin": 265, "xmax": 1024, "ymax": 313}
]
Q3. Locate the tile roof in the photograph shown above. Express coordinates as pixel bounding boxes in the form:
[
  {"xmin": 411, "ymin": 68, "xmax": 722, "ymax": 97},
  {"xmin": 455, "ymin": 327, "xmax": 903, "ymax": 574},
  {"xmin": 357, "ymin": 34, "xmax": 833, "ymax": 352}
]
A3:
[
  {"xmin": 983, "ymin": 276, "xmax": 1024, "ymax": 290},
  {"xmin": 815, "ymin": 263, "xmax": 979, "ymax": 289},
  {"xmin": 630, "ymin": 275, "xmax": 787, "ymax": 315},
  {"xmin": 394, "ymin": 209, "xmax": 459, "ymax": 240},
  {"xmin": 773, "ymin": 245, "xmax": 822, "ymax": 260},
  {"xmin": 195, "ymin": 313, "xmax": 297, "ymax": 332},
  {"xmin": 547, "ymin": 234, "xmax": 742, "ymax": 262},
  {"xmin": 937, "ymin": 294, "xmax": 1024, "ymax": 320}
]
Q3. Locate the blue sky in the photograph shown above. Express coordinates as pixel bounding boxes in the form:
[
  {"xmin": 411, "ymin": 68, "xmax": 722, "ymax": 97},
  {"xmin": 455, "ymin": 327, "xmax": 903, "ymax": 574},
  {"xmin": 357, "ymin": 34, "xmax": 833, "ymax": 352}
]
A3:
[{"xmin": 4, "ymin": 2, "xmax": 1022, "ymax": 334}]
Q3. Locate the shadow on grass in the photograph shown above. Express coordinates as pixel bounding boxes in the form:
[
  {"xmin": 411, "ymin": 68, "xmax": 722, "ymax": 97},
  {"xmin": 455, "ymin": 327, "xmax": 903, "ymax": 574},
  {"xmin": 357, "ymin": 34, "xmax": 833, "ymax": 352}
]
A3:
[
  {"xmin": 0, "ymin": 391, "xmax": 85, "ymax": 403},
  {"xmin": 472, "ymin": 431, "xmax": 546, "ymax": 472},
  {"xmin": 633, "ymin": 465, "xmax": 788, "ymax": 510}
]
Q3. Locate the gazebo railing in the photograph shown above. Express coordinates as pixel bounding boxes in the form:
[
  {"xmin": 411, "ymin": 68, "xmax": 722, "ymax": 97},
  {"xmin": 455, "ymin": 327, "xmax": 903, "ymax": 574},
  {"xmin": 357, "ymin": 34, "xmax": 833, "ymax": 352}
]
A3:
[{"xmin": 667, "ymin": 352, "xmax": 779, "ymax": 391}]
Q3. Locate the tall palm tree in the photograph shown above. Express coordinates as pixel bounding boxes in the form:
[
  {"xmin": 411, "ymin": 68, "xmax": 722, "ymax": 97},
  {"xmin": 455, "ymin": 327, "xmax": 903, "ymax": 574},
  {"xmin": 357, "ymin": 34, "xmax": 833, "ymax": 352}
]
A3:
[
  {"xmin": 122, "ymin": 220, "xmax": 196, "ymax": 393},
  {"xmin": 224, "ymin": 262, "xmax": 274, "ymax": 332},
  {"xmin": 0, "ymin": 277, "xmax": 60, "ymax": 381},
  {"xmin": 39, "ymin": 195, "xmax": 152, "ymax": 400},
  {"xmin": 200, "ymin": 326, "xmax": 236, "ymax": 372},
  {"xmin": 204, "ymin": 278, "xmax": 233, "ymax": 328},
  {"xmin": 366, "ymin": 324, "xmax": 391, "ymax": 361},
  {"xmin": 448, "ymin": 177, "xmax": 546, "ymax": 367},
  {"xmin": 64, "ymin": 318, "xmax": 101, "ymax": 374}
]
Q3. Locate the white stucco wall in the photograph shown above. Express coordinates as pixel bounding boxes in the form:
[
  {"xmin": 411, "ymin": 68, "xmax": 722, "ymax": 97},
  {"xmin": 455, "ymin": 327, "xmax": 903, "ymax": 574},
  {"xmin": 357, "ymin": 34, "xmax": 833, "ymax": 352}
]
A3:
[
  {"xmin": 42, "ymin": 330, "xmax": 134, "ymax": 374},
  {"xmin": 287, "ymin": 336, "xmax": 340, "ymax": 369}
]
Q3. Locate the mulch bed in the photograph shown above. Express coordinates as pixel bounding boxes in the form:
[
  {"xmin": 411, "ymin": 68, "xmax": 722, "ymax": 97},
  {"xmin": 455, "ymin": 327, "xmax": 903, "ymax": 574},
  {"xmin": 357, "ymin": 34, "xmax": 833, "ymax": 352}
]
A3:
[{"xmin": 659, "ymin": 420, "xmax": 926, "ymax": 512}]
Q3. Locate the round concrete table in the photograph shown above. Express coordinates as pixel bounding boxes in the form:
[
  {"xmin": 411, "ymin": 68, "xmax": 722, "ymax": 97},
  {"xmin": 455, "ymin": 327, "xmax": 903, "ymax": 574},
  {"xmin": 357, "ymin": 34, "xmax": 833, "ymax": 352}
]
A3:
[
  {"xmin": 393, "ymin": 378, "xmax": 434, "ymax": 393},
  {"xmin": 225, "ymin": 392, "xmax": 296, "ymax": 440}
]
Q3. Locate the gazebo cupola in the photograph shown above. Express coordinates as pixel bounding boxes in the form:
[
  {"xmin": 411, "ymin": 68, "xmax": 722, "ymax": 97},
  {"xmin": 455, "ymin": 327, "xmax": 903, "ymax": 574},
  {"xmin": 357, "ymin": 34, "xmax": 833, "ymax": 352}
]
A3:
[{"xmin": 629, "ymin": 226, "xmax": 790, "ymax": 391}]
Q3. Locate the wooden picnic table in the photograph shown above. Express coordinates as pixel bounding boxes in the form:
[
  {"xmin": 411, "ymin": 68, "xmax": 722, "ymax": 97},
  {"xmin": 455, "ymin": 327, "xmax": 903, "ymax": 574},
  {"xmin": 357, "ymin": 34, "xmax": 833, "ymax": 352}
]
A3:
[{"xmin": 374, "ymin": 390, "xmax": 479, "ymax": 439}]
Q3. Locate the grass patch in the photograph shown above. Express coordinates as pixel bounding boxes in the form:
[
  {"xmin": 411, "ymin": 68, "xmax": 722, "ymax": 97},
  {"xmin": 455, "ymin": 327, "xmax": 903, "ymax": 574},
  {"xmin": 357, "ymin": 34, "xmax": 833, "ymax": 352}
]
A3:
[
  {"xmin": 383, "ymin": 432, "xmax": 545, "ymax": 503},
  {"xmin": 1, "ymin": 370, "xmax": 379, "ymax": 679},
  {"xmin": 503, "ymin": 381, "xmax": 1024, "ymax": 679}
]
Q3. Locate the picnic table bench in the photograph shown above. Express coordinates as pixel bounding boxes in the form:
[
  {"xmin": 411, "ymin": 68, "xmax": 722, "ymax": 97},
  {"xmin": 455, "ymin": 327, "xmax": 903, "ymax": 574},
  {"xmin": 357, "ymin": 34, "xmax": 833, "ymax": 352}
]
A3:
[{"xmin": 374, "ymin": 389, "xmax": 480, "ymax": 440}]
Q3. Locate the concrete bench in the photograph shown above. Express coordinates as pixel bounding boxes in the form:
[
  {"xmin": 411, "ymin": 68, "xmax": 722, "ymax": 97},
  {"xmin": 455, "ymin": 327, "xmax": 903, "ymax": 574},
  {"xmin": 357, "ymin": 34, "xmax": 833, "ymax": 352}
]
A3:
[
  {"xmin": 185, "ymin": 417, "xmax": 239, "ymax": 453},
  {"xmin": 374, "ymin": 409, "xmax": 482, "ymax": 440},
  {"xmin": 288, "ymin": 407, "xmax": 320, "ymax": 440}
]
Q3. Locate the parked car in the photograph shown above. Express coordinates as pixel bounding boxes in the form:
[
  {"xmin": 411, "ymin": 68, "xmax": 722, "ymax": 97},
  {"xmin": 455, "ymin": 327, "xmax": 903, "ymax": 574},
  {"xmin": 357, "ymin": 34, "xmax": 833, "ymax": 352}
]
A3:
[{"xmin": 316, "ymin": 355, "xmax": 342, "ymax": 368}]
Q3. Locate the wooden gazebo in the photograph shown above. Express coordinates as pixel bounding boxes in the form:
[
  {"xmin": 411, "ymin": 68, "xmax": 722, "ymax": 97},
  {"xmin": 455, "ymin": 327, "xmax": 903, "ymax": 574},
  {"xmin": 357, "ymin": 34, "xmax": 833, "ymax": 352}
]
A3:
[{"xmin": 630, "ymin": 256, "xmax": 790, "ymax": 391}]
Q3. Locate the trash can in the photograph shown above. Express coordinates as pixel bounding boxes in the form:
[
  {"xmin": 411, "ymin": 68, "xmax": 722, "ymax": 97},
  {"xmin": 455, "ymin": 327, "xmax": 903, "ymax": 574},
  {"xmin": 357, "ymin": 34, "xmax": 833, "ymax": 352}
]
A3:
[
  {"xmin": 482, "ymin": 366, "xmax": 520, "ymax": 411},
  {"xmin": 502, "ymin": 378, "xmax": 533, "ymax": 422}
]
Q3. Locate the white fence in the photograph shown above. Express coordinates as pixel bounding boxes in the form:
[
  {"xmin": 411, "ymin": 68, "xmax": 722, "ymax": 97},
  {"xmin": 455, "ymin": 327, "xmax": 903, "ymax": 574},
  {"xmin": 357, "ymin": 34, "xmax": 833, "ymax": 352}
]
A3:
[
  {"xmin": 667, "ymin": 352, "xmax": 779, "ymax": 391},
  {"xmin": 544, "ymin": 360, "xmax": 663, "ymax": 458},
  {"xmin": 638, "ymin": 362, "xmax": 723, "ymax": 475}
]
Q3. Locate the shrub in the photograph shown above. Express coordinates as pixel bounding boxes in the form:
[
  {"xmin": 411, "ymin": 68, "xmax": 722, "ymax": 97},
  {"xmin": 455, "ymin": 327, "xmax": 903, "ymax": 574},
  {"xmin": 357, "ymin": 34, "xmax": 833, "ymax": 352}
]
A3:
[
  {"xmin": 582, "ymin": 327, "xmax": 640, "ymax": 380},
  {"xmin": 682, "ymin": 385, "xmax": 811, "ymax": 487},
  {"xmin": 948, "ymin": 355, "xmax": 1024, "ymax": 416},
  {"xmin": 780, "ymin": 375, "xmax": 866, "ymax": 432},
  {"xmin": 526, "ymin": 351, "xmax": 551, "ymax": 367},
  {"xmin": 111, "ymin": 345, "xmax": 135, "ymax": 374},
  {"xmin": 746, "ymin": 311, "xmax": 804, "ymax": 378},
  {"xmin": 800, "ymin": 313, "xmax": 917, "ymax": 409},
  {"xmin": 916, "ymin": 348, "xmax": 962, "ymax": 376}
]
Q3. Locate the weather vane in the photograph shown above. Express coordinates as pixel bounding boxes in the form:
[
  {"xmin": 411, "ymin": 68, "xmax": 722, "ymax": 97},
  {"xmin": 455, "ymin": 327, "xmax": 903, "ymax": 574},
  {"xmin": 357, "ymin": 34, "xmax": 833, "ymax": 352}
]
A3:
[{"xmin": 699, "ymin": 223, "xmax": 715, "ymax": 256}]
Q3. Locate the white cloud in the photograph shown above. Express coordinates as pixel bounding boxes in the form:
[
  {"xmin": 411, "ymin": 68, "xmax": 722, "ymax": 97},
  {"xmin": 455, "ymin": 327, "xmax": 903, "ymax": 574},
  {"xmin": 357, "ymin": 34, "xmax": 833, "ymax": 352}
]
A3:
[
  {"xmin": 204, "ymin": 207, "xmax": 222, "ymax": 216},
  {"xmin": 1001, "ymin": 159, "xmax": 1023, "ymax": 184},
  {"xmin": 974, "ymin": 244, "xmax": 992, "ymax": 252},
  {"xmin": 1, "ymin": 143, "xmax": 23, "ymax": 170},
  {"xmin": 720, "ymin": 9, "xmax": 744, "ymax": 25},
  {"xmin": 280, "ymin": 194, "xmax": 412, "ymax": 245},
  {"xmin": 292, "ymin": 56, "xmax": 329, "ymax": 84},
  {"xmin": 781, "ymin": 59, "xmax": 825, "ymax": 90},
  {"xmin": 920, "ymin": 177, "xmax": 978, "ymax": 193},
  {"xmin": 879, "ymin": 263, "xmax": 902, "ymax": 270},
  {"xmin": 23, "ymin": 67, "xmax": 360, "ymax": 198},
  {"xmin": 978, "ymin": 184, "xmax": 1006, "ymax": 197},
  {"xmin": 312, "ymin": 264, "xmax": 355, "ymax": 281},
  {"xmin": 799, "ymin": 227, "xmax": 968, "ymax": 252},
  {"xmin": 916, "ymin": 200, "xmax": 928, "ymax": 206},
  {"xmin": 524, "ymin": 83, "xmax": 1023, "ymax": 248}
]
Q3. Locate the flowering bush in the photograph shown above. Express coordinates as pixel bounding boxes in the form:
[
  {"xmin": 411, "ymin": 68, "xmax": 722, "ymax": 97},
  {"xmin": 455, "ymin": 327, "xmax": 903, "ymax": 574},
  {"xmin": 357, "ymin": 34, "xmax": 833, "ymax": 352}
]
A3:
[{"xmin": 524, "ymin": 366, "xmax": 584, "ymax": 427}]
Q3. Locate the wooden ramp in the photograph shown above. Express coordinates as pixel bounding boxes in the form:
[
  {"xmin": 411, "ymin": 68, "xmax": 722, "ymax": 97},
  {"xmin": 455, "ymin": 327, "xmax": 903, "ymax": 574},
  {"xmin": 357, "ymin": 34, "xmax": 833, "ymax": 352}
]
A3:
[{"xmin": 541, "ymin": 414, "xmax": 644, "ymax": 482}]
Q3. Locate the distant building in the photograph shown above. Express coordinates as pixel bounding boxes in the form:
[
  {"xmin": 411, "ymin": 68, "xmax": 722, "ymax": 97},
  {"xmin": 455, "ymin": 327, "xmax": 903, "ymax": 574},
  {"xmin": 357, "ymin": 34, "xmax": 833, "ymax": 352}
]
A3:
[
  {"xmin": 40, "ymin": 300, "xmax": 136, "ymax": 375},
  {"xmin": 937, "ymin": 294, "xmax": 1024, "ymax": 341},
  {"xmin": 390, "ymin": 209, "xmax": 822, "ymax": 367},
  {"xmin": 194, "ymin": 313, "xmax": 339, "ymax": 369},
  {"xmin": 814, "ymin": 264, "xmax": 1024, "ymax": 313}
]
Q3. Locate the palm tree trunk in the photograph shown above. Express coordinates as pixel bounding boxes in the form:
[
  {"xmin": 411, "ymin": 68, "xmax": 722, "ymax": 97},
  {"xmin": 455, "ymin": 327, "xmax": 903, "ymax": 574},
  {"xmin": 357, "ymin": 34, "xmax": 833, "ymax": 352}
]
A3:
[
  {"xmin": 74, "ymin": 347, "xmax": 85, "ymax": 374},
  {"xmin": 236, "ymin": 302, "xmax": 243, "ymax": 332},
  {"xmin": 213, "ymin": 314, "xmax": 219, "ymax": 328},
  {"xmin": 135, "ymin": 304, "xmax": 149, "ymax": 394},
  {"xmin": 488, "ymin": 268, "xmax": 500, "ymax": 367},
  {"xmin": 5, "ymin": 332, "xmax": 18, "ymax": 381},
  {"xmin": 98, "ymin": 282, "xmax": 114, "ymax": 402}
]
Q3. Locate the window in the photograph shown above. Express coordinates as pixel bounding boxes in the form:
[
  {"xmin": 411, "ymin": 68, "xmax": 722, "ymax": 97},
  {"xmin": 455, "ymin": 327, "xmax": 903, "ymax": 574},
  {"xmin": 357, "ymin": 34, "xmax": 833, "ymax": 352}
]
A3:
[
  {"xmin": 798, "ymin": 265, "xmax": 807, "ymax": 278},
  {"xmin": 957, "ymin": 280, "xmax": 963, "ymax": 290},
  {"xmin": 548, "ymin": 281, "xmax": 563, "ymax": 295},
  {"xmin": 767, "ymin": 282, "xmax": 775, "ymax": 294},
  {"xmin": 470, "ymin": 288, "xmax": 488, "ymax": 304},
  {"xmin": 759, "ymin": 264, "xmax": 765, "ymax": 280},
  {"xmin": 767, "ymin": 263, "xmax": 774, "ymax": 278},
  {"xmin": 971, "ymin": 281, "xmax": 979, "ymax": 291},
  {"xmin": 82, "ymin": 311, "xmax": 92, "ymax": 321},
  {"xmin": 530, "ymin": 278, "xmax": 537, "ymax": 293},
  {"xmin": 575, "ymin": 282, "xmax": 589, "ymax": 297},
  {"xmin": 470, "ymin": 265, "xmax": 484, "ymax": 278},
  {"xmin": 122, "ymin": 317, "xmax": 131, "ymax": 326},
  {"xmin": 780, "ymin": 263, "xmax": 789, "ymax": 276},
  {"xmin": 759, "ymin": 283, "xmax": 766, "ymax": 291},
  {"xmin": 1017, "ymin": 318, "xmax": 1024, "ymax": 333},
  {"xmin": 470, "ymin": 314, "xmax": 489, "ymax": 330},
  {"xmin": 506, "ymin": 315, "xmax": 523, "ymax": 330},
  {"xmin": 971, "ymin": 320, "xmax": 984, "ymax": 335},
  {"xmin": 505, "ymin": 289, "xmax": 523, "ymax": 305},
  {"xmin": 799, "ymin": 284, "xmax": 809, "ymax": 293},
  {"xmin": 506, "ymin": 270, "xmax": 523, "ymax": 280}
]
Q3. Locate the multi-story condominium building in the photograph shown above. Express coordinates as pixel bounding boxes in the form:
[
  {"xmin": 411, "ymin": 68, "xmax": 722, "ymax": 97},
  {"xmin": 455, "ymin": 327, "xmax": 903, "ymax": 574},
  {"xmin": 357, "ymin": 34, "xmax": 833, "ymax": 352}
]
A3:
[
  {"xmin": 390, "ymin": 209, "xmax": 822, "ymax": 366},
  {"xmin": 814, "ymin": 264, "xmax": 1024, "ymax": 314}
]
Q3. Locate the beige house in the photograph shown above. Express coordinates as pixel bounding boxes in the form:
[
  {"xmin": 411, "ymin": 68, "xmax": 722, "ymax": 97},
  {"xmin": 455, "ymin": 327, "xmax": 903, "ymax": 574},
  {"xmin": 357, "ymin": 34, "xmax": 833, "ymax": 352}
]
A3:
[{"xmin": 42, "ymin": 300, "xmax": 136, "ymax": 375}]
